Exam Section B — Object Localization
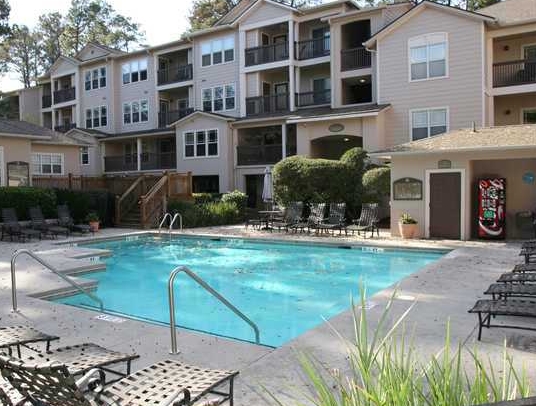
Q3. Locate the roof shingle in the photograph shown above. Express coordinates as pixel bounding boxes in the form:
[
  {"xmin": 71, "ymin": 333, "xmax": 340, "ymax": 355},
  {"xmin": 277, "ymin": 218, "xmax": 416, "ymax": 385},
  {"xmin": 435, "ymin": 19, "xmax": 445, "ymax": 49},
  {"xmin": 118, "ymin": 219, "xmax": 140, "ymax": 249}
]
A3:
[{"xmin": 0, "ymin": 120, "xmax": 55, "ymax": 138}]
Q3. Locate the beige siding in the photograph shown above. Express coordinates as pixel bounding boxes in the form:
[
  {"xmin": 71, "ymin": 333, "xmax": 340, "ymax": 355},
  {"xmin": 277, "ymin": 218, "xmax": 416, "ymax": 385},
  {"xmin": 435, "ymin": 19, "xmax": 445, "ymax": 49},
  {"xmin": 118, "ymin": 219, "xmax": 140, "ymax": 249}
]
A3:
[
  {"xmin": 0, "ymin": 136, "xmax": 32, "ymax": 164},
  {"xmin": 18, "ymin": 88, "xmax": 41, "ymax": 125},
  {"xmin": 378, "ymin": 7, "xmax": 484, "ymax": 147},
  {"xmin": 240, "ymin": 1, "xmax": 290, "ymax": 26},
  {"xmin": 493, "ymin": 33, "xmax": 536, "ymax": 63},
  {"xmin": 494, "ymin": 92, "xmax": 536, "ymax": 125},
  {"xmin": 79, "ymin": 60, "xmax": 114, "ymax": 133},
  {"xmin": 299, "ymin": 65, "xmax": 330, "ymax": 93},
  {"xmin": 246, "ymin": 72, "xmax": 259, "ymax": 97},
  {"xmin": 380, "ymin": 4, "xmax": 412, "ymax": 31},
  {"xmin": 50, "ymin": 59, "xmax": 77, "ymax": 77},
  {"xmin": 77, "ymin": 45, "xmax": 110, "ymax": 62},
  {"xmin": 246, "ymin": 30, "xmax": 258, "ymax": 48},
  {"xmin": 31, "ymin": 144, "xmax": 82, "ymax": 175}
]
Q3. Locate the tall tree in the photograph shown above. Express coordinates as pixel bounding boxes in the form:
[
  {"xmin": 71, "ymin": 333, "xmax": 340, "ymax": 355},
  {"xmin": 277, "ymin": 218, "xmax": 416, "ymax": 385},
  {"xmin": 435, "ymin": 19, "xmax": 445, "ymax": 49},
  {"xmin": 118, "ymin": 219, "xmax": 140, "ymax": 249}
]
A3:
[
  {"xmin": 0, "ymin": 0, "xmax": 10, "ymax": 72},
  {"xmin": 5, "ymin": 25, "xmax": 41, "ymax": 87},
  {"xmin": 36, "ymin": 12, "xmax": 64, "ymax": 71}
]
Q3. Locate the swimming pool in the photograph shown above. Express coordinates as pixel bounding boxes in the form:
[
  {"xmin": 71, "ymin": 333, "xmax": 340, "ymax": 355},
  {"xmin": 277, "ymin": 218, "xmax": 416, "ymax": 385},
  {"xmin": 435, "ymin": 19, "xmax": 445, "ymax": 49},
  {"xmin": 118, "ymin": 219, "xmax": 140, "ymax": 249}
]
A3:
[{"xmin": 55, "ymin": 235, "xmax": 445, "ymax": 347}]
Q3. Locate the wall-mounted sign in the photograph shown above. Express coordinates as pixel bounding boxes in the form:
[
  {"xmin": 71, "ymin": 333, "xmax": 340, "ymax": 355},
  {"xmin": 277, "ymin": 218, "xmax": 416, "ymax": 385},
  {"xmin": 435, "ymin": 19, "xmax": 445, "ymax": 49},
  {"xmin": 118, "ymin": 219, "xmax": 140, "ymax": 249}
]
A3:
[
  {"xmin": 7, "ymin": 161, "xmax": 29, "ymax": 187},
  {"xmin": 328, "ymin": 123, "xmax": 344, "ymax": 133},
  {"xmin": 523, "ymin": 172, "xmax": 535, "ymax": 184},
  {"xmin": 438, "ymin": 159, "xmax": 452, "ymax": 169},
  {"xmin": 393, "ymin": 177, "xmax": 423, "ymax": 200}
]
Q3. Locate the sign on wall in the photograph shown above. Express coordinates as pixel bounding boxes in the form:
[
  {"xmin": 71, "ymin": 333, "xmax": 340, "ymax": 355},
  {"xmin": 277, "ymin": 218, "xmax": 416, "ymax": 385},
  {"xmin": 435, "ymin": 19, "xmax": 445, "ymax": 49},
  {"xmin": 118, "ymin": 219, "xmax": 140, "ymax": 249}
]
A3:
[
  {"xmin": 7, "ymin": 161, "xmax": 29, "ymax": 187},
  {"xmin": 328, "ymin": 123, "xmax": 344, "ymax": 133},
  {"xmin": 393, "ymin": 177, "xmax": 423, "ymax": 200}
]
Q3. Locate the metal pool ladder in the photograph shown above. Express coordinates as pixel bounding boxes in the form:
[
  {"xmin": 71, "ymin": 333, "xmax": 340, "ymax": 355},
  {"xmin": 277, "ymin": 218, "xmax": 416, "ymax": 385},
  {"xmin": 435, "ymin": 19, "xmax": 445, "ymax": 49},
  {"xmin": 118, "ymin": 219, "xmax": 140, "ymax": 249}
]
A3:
[
  {"xmin": 158, "ymin": 212, "xmax": 182, "ymax": 234},
  {"xmin": 10, "ymin": 249, "xmax": 104, "ymax": 312},
  {"xmin": 168, "ymin": 265, "xmax": 260, "ymax": 354}
]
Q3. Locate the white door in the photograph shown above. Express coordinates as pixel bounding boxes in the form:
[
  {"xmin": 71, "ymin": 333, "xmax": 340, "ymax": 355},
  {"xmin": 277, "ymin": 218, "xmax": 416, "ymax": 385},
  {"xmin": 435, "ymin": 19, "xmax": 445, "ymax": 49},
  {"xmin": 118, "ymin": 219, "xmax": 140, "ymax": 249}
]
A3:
[{"xmin": 0, "ymin": 146, "xmax": 4, "ymax": 186}]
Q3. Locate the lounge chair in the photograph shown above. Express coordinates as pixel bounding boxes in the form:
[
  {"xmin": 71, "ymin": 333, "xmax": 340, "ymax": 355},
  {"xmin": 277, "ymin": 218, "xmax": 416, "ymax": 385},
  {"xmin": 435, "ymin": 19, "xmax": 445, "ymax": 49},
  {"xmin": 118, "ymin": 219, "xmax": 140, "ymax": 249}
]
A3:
[
  {"xmin": 1, "ymin": 208, "xmax": 42, "ymax": 242},
  {"xmin": 345, "ymin": 203, "xmax": 380, "ymax": 238},
  {"xmin": 468, "ymin": 299, "xmax": 536, "ymax": 340},
  {"xmin": 288, "ymin": 203, "xmax": 325, "ymax": 233},
  {"xmin": 28, "ymin": 206, "xmax": 70, "ymax": 238},
  {"xmin": 316, "ymin": 203, "xmax": 346, "ymax": 235},
  {"xmin": 0, "ymin": 325, "xmax": 59, "ymax": 358},
  {"xmin": 497, "ymin": 272, "xmax": 536, "ymax": 284},
  {"xmin": 520, "ymin": 247, "xmax": 536, "ymax": 264},
  {"xmin": 57, "ymin": 204, "xmax": 91, "ymax": 234},
  {"xmin": 0, "ymin": 355, "xmax": 238, "ymax": 406},
  {"xmin": 272, "ymin": 201, "xmax": 303, "ymax": 231},
  {"xmin": 512, "ymin": 263, "xmax": 536, "ymax": 273},
  {"xmin": 485, "ymin": 283, "xmax": 536, "ymax": 300}
]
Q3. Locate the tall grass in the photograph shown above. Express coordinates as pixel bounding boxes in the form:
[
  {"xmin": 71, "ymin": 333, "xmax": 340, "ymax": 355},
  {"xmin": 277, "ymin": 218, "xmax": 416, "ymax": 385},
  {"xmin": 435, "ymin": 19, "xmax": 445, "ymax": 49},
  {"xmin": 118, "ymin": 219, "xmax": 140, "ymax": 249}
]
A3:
[{"xmin": 278, "ymin": 288, "xmax": 529, "ymax": 406}]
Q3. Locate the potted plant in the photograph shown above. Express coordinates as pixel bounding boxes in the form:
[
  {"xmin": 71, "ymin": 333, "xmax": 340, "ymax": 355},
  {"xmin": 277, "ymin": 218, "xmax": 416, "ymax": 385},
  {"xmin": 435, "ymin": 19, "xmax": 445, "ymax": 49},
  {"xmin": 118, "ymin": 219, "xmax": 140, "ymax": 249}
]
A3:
[
  {"xmin": 86, "ymin": 212, "xmax": 100, "ymax": 232},
  {"xmin": 398, "ymin": 213, "xmax": 419, "ymax": 239}
]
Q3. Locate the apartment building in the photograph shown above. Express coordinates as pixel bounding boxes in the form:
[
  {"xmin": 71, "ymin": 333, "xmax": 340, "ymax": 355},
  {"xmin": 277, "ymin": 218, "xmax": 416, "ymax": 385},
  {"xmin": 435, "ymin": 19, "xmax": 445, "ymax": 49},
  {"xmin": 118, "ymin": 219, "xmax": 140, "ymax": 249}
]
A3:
[{"xmin": 5, "ymin": 0, "xmax": 536, "ymax": 220}]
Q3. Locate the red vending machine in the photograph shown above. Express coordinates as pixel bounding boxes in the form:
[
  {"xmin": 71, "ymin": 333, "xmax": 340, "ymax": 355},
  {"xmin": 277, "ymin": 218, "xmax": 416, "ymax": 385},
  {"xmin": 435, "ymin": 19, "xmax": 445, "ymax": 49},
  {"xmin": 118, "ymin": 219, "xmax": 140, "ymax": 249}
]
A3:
[{"xmin": 477, "ymin": 178, "xmax": 506, "ymax": 239}]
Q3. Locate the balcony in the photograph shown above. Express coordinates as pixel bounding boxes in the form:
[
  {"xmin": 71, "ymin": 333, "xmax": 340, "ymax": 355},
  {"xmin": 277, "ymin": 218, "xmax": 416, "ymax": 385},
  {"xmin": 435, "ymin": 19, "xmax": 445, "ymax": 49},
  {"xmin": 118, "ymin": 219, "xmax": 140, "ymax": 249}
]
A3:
[
  {"xmin": 296, "ymin": 89, "xmax": 330, "ymax": 107},
  {"xmin": 341, "ymin": 47, "xmax": 371, "ymax": 71},
  {"xmin": 53, "ymin": 87, "xmax": 76, "ymax": 104},
  {"xmin": 295, "ymin": 37, "xmax": 330, "ymax": 60},
  {"xmin": 140, "ymin": 152, "xmax": 176, "ymax": 170},
  {"xmin": 157, "ymin": 64, "xmax": 193, "ymax": 86},
  {"xmin": 245, "ymin": 43, "xmax": 289, "ymax": 67},
  {"xmin": 493, "ymin": 59, "xmax": 536, "ymax": 87},
  {"xmin": 245, "ymin": 94, "xmax": 290, "ymax": 116},
  {"xmin": 158, "ymin": 108, "xmax": 194, "ymax": 127},
  {"xmin": 104, "ymin": 155, "xmax": 137, "ymax": 172},
  {"xmin": 42, "ymin": 95, "xmax": 52, "ymax": 108},
  {"xmin": 237, "ymin": 144, "xmax": 282, "ymax": 166},
  {"xmin": 54, "ymin": 123, "xmax": 76, "ymax": 133}
]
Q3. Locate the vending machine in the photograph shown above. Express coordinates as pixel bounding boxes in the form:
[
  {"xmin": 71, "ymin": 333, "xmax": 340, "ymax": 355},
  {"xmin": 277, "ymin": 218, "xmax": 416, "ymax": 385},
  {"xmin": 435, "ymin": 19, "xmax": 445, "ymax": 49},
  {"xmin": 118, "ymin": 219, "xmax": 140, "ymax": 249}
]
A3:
[{"xmin": 477, "ymin": 178, "xmax": 506, "ymax": 239}]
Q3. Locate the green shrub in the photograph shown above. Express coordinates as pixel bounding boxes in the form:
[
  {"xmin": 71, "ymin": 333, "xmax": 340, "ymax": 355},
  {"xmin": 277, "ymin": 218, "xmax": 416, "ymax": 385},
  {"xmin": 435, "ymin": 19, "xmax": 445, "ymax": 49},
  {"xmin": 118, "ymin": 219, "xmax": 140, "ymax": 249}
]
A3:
[
  {"xmin": 192, "ymin": 193, "xmax": 221, "ymax": 204},
  {"xmin": 221, "ymin": 190, "xmax": 247, "ymax": 215},
  {"xmin": 55, "ymin": 189, "xmax": 114, "ymax": 226},
  {"xmin": 167, "ymin": 200, "xmax": 241, "ymax": 228},
  {"xmin": 0, "ymin": 187, "xmax": 57, "ymax": 220},
  {"xmin": 362, "ymin": 166, "xmax": 391, "ymax": 203}
]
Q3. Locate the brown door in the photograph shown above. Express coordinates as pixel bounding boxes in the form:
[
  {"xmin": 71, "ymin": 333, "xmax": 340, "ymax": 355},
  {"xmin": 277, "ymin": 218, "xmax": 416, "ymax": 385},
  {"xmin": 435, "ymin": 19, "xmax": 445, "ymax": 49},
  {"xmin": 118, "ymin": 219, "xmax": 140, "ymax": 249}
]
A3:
[{"xmin": 429, "ymin": 172, "xmax": 461, "ymax": 239}]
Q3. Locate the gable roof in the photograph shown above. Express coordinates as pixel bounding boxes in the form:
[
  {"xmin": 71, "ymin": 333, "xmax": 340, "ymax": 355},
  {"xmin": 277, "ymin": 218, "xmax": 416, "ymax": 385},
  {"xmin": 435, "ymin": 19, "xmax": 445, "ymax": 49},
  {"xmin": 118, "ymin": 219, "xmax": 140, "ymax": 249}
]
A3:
[
  {"xmin": 364, "ymin": 0, "xmax": 495, "ymax": 49},
  {"xmin": 43, "ymin": 55, "xmax": 79, "ymax": 77},
  {"xmin": 216, "ymin": 0, "xmax": 258, "ymax": 26},
  {"xmin": 0, "ymin": 120, "xmax": 56, "ymax": 138},
  {"xmin": 479, "ymin": 0, "xmax": 536, "ymax": 26},
  {"xmin": 370, "ymin": 124, "xmax": 536, "ymax": 157},
  {"xmin": 168, "ymin": 110, "xmax": 236, "ymax": 128},
  {"xmin": 74, "ymin": 42, "xmax": 125, "ymax": 62}
]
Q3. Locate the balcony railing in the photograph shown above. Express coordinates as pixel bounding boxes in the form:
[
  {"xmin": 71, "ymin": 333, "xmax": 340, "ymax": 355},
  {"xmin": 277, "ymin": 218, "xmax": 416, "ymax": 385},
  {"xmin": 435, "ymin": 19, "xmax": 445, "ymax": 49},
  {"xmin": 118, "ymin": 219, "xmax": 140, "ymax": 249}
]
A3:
[
  {"xmin": 237, "ymin": 144, "xmax": 282, "ymax": 166},
  {"xmin": 140, "ymin": 152, "xmax": 177, "ymax": 170},
  {"xmin": 104, "ymin": 155, "xmax": 137, "ymax": 172},
  {"xmin": 493, "ymin": 59, "xmax": 536, "ymax": 87},
  {"xmin": 53, "ymin": 87, "xmax": 76, "ymax": 104},
  {"xmin": 158, "ymin": 108, "xmax": 194, "ymax": 127},
  {"xmin": 295, "ymin": 37, "xmax": 330, "ymax": 60},
  {"xmin": 296, "ymin": 89, "xmax": 331, "ymax": 107},
  {"xmin": 42, "ymin": 95, "xmax": 52, "ymax": 108},
  {"xmin": 341, "ymin": 47, "xmax": 371, "ymax": 71},
  {"xmin": 157, "ymin": 64, "xmax": 193, "ymax": 86},
  {"xmin": 245, "ymin": 94, "xmax": 290, "ymax": 116},
  {"xmin": 54, "ymin": 123, "xmax": 76, "ymax": 133},
  {"xmin": 245, "ymin": 42, "xmax": 289, "ymax": 66}
]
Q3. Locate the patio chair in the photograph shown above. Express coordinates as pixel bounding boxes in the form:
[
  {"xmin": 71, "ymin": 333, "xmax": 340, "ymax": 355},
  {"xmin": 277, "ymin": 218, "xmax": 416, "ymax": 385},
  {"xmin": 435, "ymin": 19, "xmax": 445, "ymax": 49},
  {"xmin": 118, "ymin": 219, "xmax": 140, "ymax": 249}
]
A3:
[
  {"xmin": 272, "ymin": 201, "xmax": 303, "ymax": 232},
  {"xmin": 512, "ymin": 263, "xmax": 536, "ymax": 273},
  {"xmin": 0, "ymin": 355, "xmax": 238, "ymax": 406},
  {"xmin": 245, "ymin": 208, "xmax": 263, "ymax": 230},
  {"xmin": 289, "ymin": 203, "xmax": 325, "ymax": 233},
  {"xmin": 468, "ymin": 299, "xmax": 536, "ymax": 340},
  {"xmin": 484, "ymin": 283, "xmax": 536, "ymax": 300},
  {"xmin": 316, "ymin": 203, "xmax": 346, "ymax": 235},
  {"xmin": 345, "ymin": 203, "xmax": 380, "ymax": 238},
  {"xmin": 57, "ymin": 205, "xmax": 91, "ymax": 234},
  {"xmin": 0, "ymin": 325, "xmax": 59, "ymax": 358},
  {"xmin": 497, "ymin": 272, "xmax": 536, "ymax": 284},
  {"xmin": 1, "ymin": 208, "xmax": 42, "ymax": 242},
  {"xmin": 28, "ymin": 206, "xmax": 70, "ymax": 239},
  {"xmin": 519, "ymin": 246, "xmax": 536, "ymax": 264}
]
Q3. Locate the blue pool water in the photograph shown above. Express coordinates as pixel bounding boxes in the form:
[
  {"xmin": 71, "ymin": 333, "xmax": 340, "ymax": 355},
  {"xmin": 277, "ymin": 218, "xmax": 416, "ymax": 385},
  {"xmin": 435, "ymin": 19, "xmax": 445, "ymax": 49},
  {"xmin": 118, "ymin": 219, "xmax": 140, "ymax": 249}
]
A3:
[{"xmin": 55, "ymin": 236, "xmax": 444, "ymax": 347}]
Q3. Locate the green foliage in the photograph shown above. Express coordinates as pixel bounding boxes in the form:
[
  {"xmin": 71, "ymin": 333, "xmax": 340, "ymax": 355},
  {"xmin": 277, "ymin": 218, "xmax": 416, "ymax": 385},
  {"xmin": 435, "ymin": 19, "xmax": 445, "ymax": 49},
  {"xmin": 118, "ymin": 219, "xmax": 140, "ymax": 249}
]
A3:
[
  {"xmin": 85, "ymin": 211, "xmax": 100, "ymax": 222},
  {"xmin": 0, "ymin": 187, "xmax": 57, "ymax": 220},
  {"xmin": 221, "ymin": 190, "xmax": 247, "ymax": 214},
  {"xmin": 167, "ymin": 200, "xmax": 241, "ymax": 228},
  {"xmin": 279, "ymin": 287, "xmax": 529, "ymax": 406},
  {"xmin": 192, "ymin": 192, "xmax": 221, "ymax": 204},
  {"xmin": 399, "ymin": 212, "xmax": 417, "ymax": 224},
  {"xmin": 362, "ymin": 166, "xmax": 390, "ymax": 203},
  {"xmin": 35, "ymin": 12, "xmax": 64, "ymax": 70},
  {"xmin": 188, "ymin": 0, "xmax": 238, "ymax": 30},
  {"xmin": 55, "ymin": 189, "xmax": 114, "ymax": 226},
  {"xmin": 4, "ymin": 24, "xmax": 40, "ymax": 87}
]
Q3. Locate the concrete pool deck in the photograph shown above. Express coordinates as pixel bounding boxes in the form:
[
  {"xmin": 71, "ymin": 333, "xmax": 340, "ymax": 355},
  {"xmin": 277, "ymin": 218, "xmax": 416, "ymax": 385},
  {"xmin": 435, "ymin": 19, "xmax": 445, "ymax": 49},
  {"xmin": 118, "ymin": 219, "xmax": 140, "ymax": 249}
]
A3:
[{"xmin": 1, "ymin": 226, "xmax": 536, "ymax": 404}]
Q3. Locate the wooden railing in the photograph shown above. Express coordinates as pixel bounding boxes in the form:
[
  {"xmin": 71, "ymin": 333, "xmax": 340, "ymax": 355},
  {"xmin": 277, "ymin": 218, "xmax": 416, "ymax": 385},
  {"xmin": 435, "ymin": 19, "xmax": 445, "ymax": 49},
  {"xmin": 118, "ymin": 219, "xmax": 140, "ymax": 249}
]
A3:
[
  {"xmin": 295, "ymin": 37, "xmax": 330, "ymax": 60},
  {"xmin": 157, "ymin": 64, "xmax": 193, "ymax": 86},
  {"xmin": 493, "ymin": 59, "xmax": 536, "ymax": 87},
  {"xmin": 341, "ymin": 47, "xmax": 371, "ymax": 71},
  {"xmin": 295, "ymin": 89, "xmax": 331, "ymax": 107},
  {"xmin": 245, "ymin": 94, "xmax": 290, "ymax": 116},
  {"xmin": 245, "ymin": 42, "xmax": 289, "ymax": 66},
  {"xmin": 115, "ymin": 175, "xmax": 145, "ymax": 226}
]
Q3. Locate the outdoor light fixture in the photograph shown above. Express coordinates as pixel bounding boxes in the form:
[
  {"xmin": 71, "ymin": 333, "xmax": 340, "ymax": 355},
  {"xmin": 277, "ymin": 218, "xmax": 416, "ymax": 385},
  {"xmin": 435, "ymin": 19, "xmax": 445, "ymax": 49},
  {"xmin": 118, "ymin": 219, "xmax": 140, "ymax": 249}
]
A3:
[
  {"xmin": 359, "ymin": 78, "xmax": 366, "ymax": 83},
  {"xmin": 343, "ymin": 137, "xmax": 350, "ymax": 142}
]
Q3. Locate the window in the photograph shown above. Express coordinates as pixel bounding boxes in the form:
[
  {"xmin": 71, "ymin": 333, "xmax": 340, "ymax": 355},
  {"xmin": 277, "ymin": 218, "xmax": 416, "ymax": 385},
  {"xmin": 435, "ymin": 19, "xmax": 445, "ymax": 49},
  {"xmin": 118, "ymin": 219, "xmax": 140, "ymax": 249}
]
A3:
[
  {"xmin": 192, "ymin": 175, "xmax": 220, "ymax": 193},
  {"xmin": 201, "ymin": 36, "xmax": 235, "ymax": 67},
  {"xmin": 123, "ymin": 100, "xmax": 149, "ymax": 124},
  {"xmin": 201, "ymin": 84, "xmax": 235, "ymax": 112},
  {"xmin": 122, "ymin": 59, "xmax": 148, "ymax": 84},
  {"xmin": 84, "ymin": 66, "xmax": 107, "ymax": 90},
  {"xmin": 85, "ymin": 105, "xmax": 107, "ymax": 128},
  {"xmin": 523, "ymin": 108, "xmax": 536, "ymax": 124},
  {"xmin": 409, "ymin": 33, "xmax": 447, "ymax": 81},
  {"xmin": 80, "ymin": 147, "xmax": 90, "ymax": 165},
  {"xmin": 523, "ymin": 44, "xmax": 536, "ymax": 60},
  {"xmin": 183, "ymin": 129, "xmax": 218, "ymax": 158},
  {"xmin": 32, "ymin": 153, "xmax": 64, "ymax": 175},
  {"xmin": 411, "ymin": 108, "xmax": 448, "ymax": 140}
]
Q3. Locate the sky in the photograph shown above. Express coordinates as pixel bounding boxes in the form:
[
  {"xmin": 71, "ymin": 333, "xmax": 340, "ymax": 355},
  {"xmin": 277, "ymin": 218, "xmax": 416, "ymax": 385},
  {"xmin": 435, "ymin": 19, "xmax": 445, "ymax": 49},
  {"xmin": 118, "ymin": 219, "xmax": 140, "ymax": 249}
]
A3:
[{"xmin": 0, "ymin": 0, "xmax": 193, "ymax": 92}]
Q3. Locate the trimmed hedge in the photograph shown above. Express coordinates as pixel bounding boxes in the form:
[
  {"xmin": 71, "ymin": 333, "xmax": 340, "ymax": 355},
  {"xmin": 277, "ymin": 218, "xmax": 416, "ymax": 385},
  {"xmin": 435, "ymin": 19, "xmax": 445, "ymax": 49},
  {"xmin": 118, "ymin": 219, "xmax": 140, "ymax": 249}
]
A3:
[
  {"xmin": 0, "ymin": 187, "xmax": 57, "ymax": 220},
  {"xmin": 362, "ymin": 166, "xmax": 391, "ymax": 203},
  {"xmin": 167, "ymin": 200, "xmax": 241, "ymax": 228},
  {"xmin": 55, "ymin": 189, "xmax": 115, "ymax": 226},
  {"xmin": 221, "ymin": 190, "xmax": 247, "ymax": 214},
  {"xmin": 192, "ymin": 193, "xmax": 221, "ymax": 204}
]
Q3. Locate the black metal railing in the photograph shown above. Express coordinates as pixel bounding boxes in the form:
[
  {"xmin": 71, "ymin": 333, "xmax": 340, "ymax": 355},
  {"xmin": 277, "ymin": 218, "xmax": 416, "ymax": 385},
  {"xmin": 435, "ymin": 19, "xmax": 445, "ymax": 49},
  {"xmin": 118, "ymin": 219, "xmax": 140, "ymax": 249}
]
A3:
[
  {"xmin": 493, "ymin": 59, "xmax": 536, "ymax": 87},
  {"xmin": 245, "ymin": 94, "xmax": 290, "ymax": 116},
  {"xmin": 157, "ymin": 64, "xmax": 193, "ymax": 86},
  {"xmin": 237, "ymin": 144, "xmax": 283, "ymax": 166},
  {"xmin": 140, "ymin": 152, "xmax": 177, "ymax": 170},
  {"xmin": 341, "ymin": 47, "xmax": 371, "ymax": 71},
  {"xmin": 158, "ymin": 108, "xmax": 194, "ymax": 127},
  {"xmin": 104, "ymin": 155, "xmax": 137, "ymax": 172},
  {"xmin": 295, "ymin": 37, "xmax": 330, "ymax": 60},
  {"xmin": 42, "ymin": 95, "xmax": 52, "ymax": 108},
  {"xmin": 295, "ymin": 89, "xmax": 331, "ymax": 107},
  {"xmin": 53, "ymin": 123, "xmax": 76, "ymax": 133},
  {"xmin": 53, "ymin": 87, "xmax": 76, "ymax": 104},
  {"xmin": 245, "ymin": 42, "xmax": 289, "ymax": 66}
]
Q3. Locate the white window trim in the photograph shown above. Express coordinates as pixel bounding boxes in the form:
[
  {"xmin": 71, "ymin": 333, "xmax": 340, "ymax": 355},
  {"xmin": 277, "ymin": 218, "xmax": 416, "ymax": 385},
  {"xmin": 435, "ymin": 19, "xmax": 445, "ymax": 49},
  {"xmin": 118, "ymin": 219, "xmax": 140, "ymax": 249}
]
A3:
[
  {"xmin": 0, "ymin": 146, "xmax": 4, "ymax": 186},
  {"xmin": 408, "ymin": 32, "xmax": 449, "ymax": 83},
  {"xmin": 84, "ymin": 66, "xmax": 107, "ymax": 91},
  {"xmin": 521, "ymin": 106, "xmax": 536, "ymax": 124},
  {"xmin": 201, "ymin": 84, "xmax": 236, "ymax": 112},
  {"xmin": 408, "ymin": 106, "xmax": 449, "ymax": 142},
  {"xmin": 123, "ymin": 99, "xmax": 149, "ymax": 125},
  {"xmin": 521, "ymin": 43, "xmax": 536, "ymax": 60},
  {"xmin": 200, "ymin": 36, "xmax": 235, "ymax": 68},
  {"xmin": 85, "ymin": 105, "xmax": 108, "ymax": 129},
  {"xmin": 121, "ymin": 58, "xmax": 148, "ymax": 86},
  {"xmin": 182, "ymin": 129, "xmax": 220, "ymax": 159},
  {"xmin": 32, "ymin": 153, "xmax": 65, "ymax": 176},
  {"xmin": 80, "ymin": 146, "xmax": 90, "ymax": 166}
]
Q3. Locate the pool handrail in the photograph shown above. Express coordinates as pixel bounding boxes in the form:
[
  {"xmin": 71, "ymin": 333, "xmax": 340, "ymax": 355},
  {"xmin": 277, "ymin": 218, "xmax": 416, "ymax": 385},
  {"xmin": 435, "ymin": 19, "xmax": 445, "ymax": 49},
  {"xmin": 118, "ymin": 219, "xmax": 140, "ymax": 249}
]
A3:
[
  {"xmin": 168, "ymin": 265, "xmax": 260, "ymax": 354},
  {"xmin": 158, "ymin": 212, "xmax": 183, "ymax": 234},
  {"xmin": 158, "ymin": 213, "xmax": 172, "ymax": 233},
  {"xmin": 10, "ymin": 249, "xmax": 104, "ymax": 312}
]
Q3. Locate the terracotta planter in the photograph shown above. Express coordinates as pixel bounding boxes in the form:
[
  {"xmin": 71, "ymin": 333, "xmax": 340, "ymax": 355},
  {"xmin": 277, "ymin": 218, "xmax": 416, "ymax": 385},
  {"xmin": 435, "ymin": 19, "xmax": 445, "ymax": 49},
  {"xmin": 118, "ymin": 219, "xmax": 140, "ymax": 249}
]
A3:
[
  {"xmin": 89, "ymin": 221, "xmax": 100, "ymax": 232},
  {"xmin": 398, "ymin": 222, "xmax": 419, "ymax": 239}
]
